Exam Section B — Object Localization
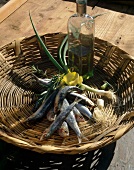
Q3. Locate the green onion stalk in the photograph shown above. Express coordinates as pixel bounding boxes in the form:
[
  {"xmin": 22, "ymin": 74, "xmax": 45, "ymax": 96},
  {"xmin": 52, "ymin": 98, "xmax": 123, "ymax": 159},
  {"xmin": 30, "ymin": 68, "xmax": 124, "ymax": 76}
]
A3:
[
  {"xmin": 79, "ymin": 83, "xmax": 116, "ymax": 101},
  {"xmin": 29, "ymin": 12, "xmax": 65, "ymax": 73}
]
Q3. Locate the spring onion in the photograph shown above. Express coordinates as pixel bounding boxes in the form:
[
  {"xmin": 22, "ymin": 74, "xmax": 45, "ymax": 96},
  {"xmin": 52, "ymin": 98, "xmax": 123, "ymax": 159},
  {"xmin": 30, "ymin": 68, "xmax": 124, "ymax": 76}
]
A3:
[
  {"xmin": 63, "ymin": 39, "xmax": 68, "ymax": 67},
  {"xmin": 29, "ymin": 12, "xmax": 64, "ymax": 73},
  {"xmin": 97, "ymin": 98, "xmax": 104, "ymax": 109},
  {"xmin": 79, "ymin": 83, "xmax": 117, "ymax": 100},
  {"xmin": 58, "ymin": 35, "xmax": 68, "ymax": 72}
]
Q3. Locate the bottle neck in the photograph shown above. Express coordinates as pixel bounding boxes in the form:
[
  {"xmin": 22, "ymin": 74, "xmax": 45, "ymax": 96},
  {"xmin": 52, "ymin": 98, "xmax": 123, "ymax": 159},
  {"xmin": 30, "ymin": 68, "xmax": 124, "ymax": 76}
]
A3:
[{"xmin": 76, "ymin": 1, "xmax": 86, "ymax": 16}]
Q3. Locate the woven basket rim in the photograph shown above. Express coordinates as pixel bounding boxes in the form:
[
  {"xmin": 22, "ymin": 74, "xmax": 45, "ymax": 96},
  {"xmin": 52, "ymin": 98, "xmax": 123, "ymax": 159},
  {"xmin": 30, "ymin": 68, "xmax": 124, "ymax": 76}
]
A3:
[
  {"xmin": 0, "ymin": 32, "xmax": 134, "ymax": 154},
  {"xmin": 1, "ymin": 34, "xmax": 134, "ymax": 60}
]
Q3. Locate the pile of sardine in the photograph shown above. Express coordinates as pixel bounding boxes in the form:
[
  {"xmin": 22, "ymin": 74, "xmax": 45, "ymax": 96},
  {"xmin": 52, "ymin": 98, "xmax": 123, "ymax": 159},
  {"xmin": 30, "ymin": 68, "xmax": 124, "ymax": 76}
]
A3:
[{"xmin": 26, "ymin": 85, "xmax": 96, "ymax": 143}]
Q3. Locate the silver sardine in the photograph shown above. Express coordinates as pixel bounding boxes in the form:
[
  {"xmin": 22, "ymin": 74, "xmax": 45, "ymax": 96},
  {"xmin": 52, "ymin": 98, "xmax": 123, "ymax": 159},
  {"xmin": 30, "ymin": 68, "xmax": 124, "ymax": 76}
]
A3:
[
  {"xmin": 54, "ymin": 86, "xmax": 83, "ymax": 113},
  {"xmin": 46, "ymin": 109, "xmax": 69, "ymax": 138},
  {"xmin": 46, "ymin": 108, "xmax": 56, "ymax": 122},
  {"xmin": 58, "ymin": 121, "xmax": 69, "ymax": 138},
  {"xmin": 73, "ymin": 107, "xmax": 85, "ymax": 122},
  {"xmin": 26, "ymin": 88, "xmax": 59, "ymax": 124},
  {"xmin": 75, "ymin": 103, "xmax": 94, "ymax": 120},
  {"xmin": 40, "ymin": 99, "xmax": 80, "ymax": 140},
  {"xmin": 34, "ymin": 74, "xmax": 51, "ymax": 87},
  {"xmin": 61, "ymin": 99, "xmax": 85, "ymax": 143},
  {"xmin": 69, "ymin": 92, "xmax": 95, "ymax": 107}
]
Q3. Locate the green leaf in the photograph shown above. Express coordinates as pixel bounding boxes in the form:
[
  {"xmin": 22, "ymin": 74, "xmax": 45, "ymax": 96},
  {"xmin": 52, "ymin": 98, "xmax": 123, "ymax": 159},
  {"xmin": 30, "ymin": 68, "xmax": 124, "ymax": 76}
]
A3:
[
  {"xmin": 29, "ymin": 12, "xmax": 64, "ymax": 73},
  {"xmin": 63, "ymin": 39, "xmax": 68, "ymax": 67},
  {"xmin": 58, "ymin": 35, "xmax": 68, "ymax": 72}
]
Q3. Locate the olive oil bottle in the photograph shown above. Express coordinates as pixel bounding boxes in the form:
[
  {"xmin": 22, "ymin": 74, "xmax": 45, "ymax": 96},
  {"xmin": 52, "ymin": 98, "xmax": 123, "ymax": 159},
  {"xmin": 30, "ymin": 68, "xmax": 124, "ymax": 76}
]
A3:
[{"xmin": 67, "ymin": 0, "xmax": 95, "ymax": 78}]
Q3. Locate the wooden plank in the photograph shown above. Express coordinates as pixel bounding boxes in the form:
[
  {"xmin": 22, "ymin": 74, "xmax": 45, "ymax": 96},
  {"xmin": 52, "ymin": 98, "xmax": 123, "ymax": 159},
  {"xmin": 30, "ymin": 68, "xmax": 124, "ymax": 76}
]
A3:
[
  {"xmin": 0, "ymin": 0, "xmax": 134, "ymax": 57},
  {"xmin": 0, "ymin": 0, "xmax": 28, "ymax": 23}
]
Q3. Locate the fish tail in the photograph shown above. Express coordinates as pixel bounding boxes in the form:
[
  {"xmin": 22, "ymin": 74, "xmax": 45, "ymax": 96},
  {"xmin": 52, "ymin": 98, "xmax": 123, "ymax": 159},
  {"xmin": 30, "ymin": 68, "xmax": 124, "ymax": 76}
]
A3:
[
  {"xmin": 77, "ymin": 134, "xmax": 89, "ymax": 144},
  {"xmin": 25, "ymin": 113, "xmax": 41, "ymax": 125},
  {"xmin": 40, "ymin": 134, "xmax": 44, "ymax": 141},
  {"xmin": 82, "ymin": 135, "xmax": 89, "ymax": 142},
  {"xmin": 78, "ymin": 137, "xmax": 82, "ymax": 144},
  {"xmin": 40, "ymin": 133, "xmax": 46, "ymax": 141},
  {"xmin": 40, "ymin": 128, "xmax": 49, "ymax": 141}
]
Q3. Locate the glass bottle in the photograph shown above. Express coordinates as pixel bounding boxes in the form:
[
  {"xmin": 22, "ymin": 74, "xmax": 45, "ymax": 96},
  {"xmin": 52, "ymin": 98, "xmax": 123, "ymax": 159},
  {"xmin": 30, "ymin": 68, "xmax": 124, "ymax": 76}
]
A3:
[{"xmin": 67, "ymin": 0, "xmax": 95, "ymax": 78}]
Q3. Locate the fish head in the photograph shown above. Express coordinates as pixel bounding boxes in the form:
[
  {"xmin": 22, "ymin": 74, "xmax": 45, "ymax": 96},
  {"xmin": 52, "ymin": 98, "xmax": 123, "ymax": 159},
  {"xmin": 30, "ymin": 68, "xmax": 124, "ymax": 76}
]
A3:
[
  {"xmin": 47, "ymin": 111, "xmax": 56, "ymax": 122},
  {"xmin": 58, "ymin": 127, "xmax": 69, "ymax": 138},
  {"xmin": 75, "ymin": 114, "xmax": 85, "ymax": 122},
  {"xmin": 40, "ymin": 128, "xmax": 49, "ymax": 141}
]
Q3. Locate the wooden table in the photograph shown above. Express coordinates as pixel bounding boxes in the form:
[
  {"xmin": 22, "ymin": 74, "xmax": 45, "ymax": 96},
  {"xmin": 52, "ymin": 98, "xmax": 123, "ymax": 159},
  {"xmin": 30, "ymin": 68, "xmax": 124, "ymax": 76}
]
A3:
[
  {"xmin": 0, "ymin": 0, "xmax": 134, "ymax": 169},
  {"xmin": 0, "ymin": 0, "xmax": 134, "ymax": 56}
]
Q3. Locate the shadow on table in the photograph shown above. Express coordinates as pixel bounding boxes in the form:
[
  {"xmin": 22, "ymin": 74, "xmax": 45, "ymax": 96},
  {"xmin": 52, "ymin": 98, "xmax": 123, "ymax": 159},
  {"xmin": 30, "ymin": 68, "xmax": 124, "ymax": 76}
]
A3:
[
  {"xmin": 63, "ymin": 0, "xmax": 134, "ymax": 15},
  {"xmin": 0, "ymin": 140, "xmax": 116, "ymax": 170}
]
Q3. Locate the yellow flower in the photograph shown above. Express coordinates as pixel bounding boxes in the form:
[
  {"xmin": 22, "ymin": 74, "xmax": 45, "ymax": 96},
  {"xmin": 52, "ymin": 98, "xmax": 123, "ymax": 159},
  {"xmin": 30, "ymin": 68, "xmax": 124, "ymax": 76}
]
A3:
[{"xmin": 61, "ymin": 72, "xmax": 83, "ymax": 86}]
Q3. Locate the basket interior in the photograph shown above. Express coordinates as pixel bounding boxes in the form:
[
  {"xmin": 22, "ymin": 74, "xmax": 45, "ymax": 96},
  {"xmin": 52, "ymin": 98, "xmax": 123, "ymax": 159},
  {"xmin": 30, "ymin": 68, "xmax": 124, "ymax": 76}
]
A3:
[{"xmin": 0, "ymin": 33, "xmax": 133, "ymax": 154}]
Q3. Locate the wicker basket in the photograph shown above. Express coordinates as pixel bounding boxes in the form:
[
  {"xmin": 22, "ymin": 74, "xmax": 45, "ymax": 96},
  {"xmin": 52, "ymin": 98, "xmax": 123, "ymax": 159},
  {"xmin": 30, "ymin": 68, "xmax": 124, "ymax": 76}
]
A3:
[{"xmin": 0, "ymin": 32, "xmax": 133, "ymax": 154}]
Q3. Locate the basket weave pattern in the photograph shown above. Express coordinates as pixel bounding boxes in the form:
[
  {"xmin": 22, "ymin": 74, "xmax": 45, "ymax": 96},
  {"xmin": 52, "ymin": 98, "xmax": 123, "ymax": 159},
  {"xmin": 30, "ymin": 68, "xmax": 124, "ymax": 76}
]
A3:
[{"xmin": 0, "ymin": 33, "xmax": 133, "ymax": 154}]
